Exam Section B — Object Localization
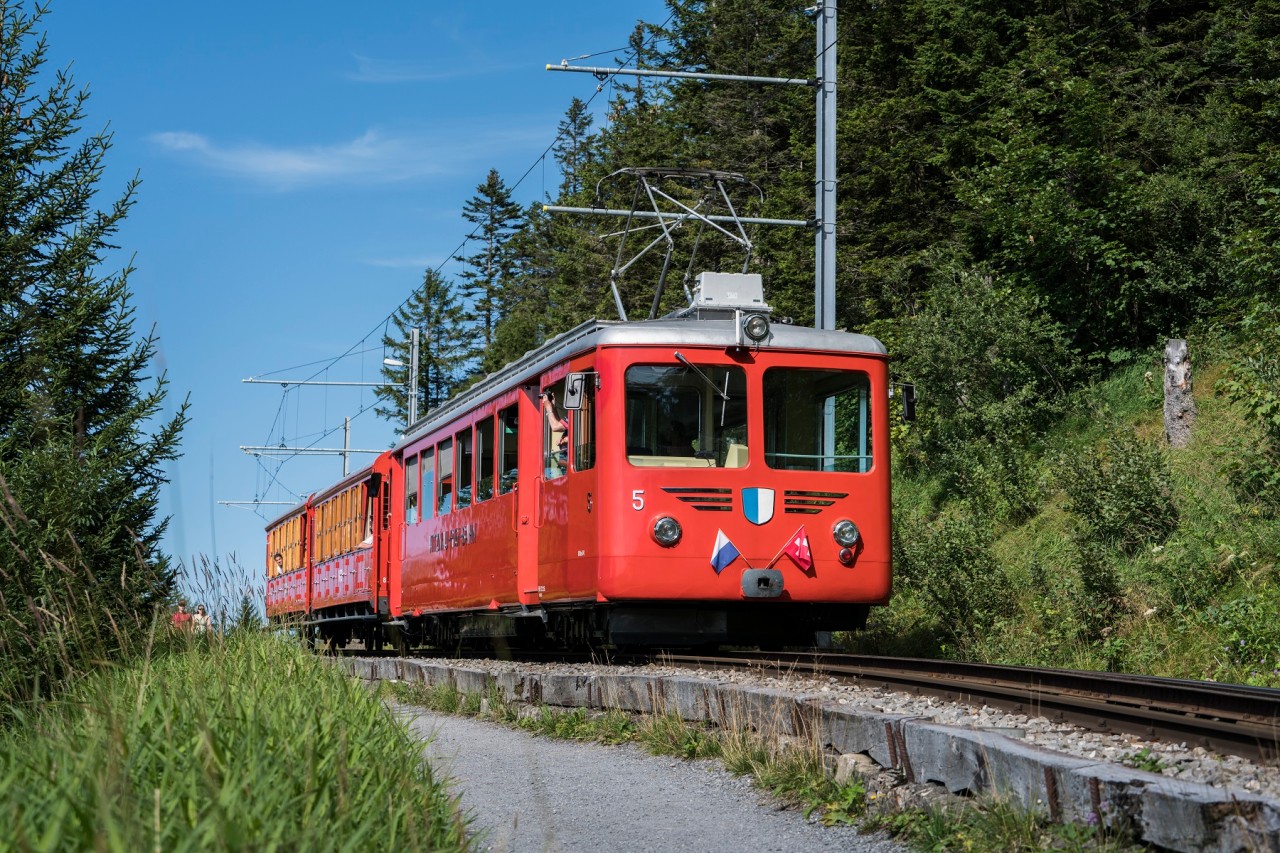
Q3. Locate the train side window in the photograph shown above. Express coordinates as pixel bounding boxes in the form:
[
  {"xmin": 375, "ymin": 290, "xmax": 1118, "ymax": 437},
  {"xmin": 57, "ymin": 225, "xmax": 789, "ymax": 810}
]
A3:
[
  {"xmin": 572, "ymin": 373, "xmax": 595, "ymax": 472},
  {"xmin": 405, "ymin": 453, "xmax": 419, "ymax": 525},
  {"xmin": 437, "ymin": 436, "xmax": 454, "ymax": 515},
  {"xmin": 498, "ymin": 404, "xmax": 518, "ymax": 495},
  {"xmin": 457, "ymin": 429, "xmax": 473, "ymax": 510},
  {"xmin": 476, "ymin": 417, "xmax": 494, "ymax": 502},
  {"xmin": 420, "ymin": 447, "xmax": 435, "ymax": 521}
]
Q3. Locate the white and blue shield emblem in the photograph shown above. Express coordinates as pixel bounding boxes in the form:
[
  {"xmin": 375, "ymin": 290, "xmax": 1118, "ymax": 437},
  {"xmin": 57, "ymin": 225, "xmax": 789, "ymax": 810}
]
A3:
[{"xmin": 742, "ymin": 488, "xmax": 775, "ymax": 525}]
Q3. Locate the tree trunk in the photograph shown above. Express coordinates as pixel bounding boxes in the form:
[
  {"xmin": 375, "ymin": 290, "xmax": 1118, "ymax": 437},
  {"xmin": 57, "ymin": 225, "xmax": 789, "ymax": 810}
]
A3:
[{"xmin": 1163, "ymin": 339, "xmax": 1196, "ymax": 448}]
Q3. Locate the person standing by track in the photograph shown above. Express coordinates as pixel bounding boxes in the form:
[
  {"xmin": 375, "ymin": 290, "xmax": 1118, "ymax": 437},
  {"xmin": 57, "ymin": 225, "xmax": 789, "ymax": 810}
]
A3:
[
  {"xmin": 192, "ymin": 604, "xmax": 212, "ymax": 635},
  {"xmin": 171, "ymin": 600, "xmax": 193, "ymax": 632}
]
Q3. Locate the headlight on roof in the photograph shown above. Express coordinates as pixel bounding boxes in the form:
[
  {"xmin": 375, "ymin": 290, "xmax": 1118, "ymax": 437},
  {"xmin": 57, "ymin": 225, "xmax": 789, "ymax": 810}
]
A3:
[{"xmin": 742, "ymin": 313, "xmax": 770, "ymax": 342}]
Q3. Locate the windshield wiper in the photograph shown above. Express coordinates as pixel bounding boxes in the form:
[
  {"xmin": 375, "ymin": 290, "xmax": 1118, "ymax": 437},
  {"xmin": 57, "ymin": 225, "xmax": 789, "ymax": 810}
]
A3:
[{"xmin": 673, "ymin": 352, "xmax": 729, "ymax": 401}]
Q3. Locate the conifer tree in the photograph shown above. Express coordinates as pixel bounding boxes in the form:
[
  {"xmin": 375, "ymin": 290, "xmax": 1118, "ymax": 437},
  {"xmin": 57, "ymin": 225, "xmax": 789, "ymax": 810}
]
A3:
[
  {"xmin": 0, "ymin": 1, "xmax": 187, "ymax": 700},
  {"xmin": 455, "ymin": 169, "xmax": 523, "ymax": 364},
  {"xmin": 552, "ymin": 97, "xmax": 596, "ymax": 200},
  {"xmin": 375, "ymin": 268, "xmax": 468, "ymax": 424}
]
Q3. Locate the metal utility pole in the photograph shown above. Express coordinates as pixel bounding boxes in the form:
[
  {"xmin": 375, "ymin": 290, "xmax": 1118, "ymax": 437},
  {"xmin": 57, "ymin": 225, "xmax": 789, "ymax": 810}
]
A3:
[
  {"xmin": 547, "ymin": 0, "xmax": 838, "ymax": 330},
  {"xmin": 408, "ymin": 327, "xmax": 420, "ymax": 426},
  {"xmin": 242, "ymin": 375, "xmax": 389, "ymax": 475},
  {"xmin": 814, "ymin": 0, "xmax": 837, "ymax": 331}
]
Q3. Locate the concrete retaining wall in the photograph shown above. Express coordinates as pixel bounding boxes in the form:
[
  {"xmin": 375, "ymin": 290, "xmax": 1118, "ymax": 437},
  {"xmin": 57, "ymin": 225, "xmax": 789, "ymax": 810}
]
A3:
[{"xmin": 345, "ymin": 658, "xmax": 1280, "ymax": 852}]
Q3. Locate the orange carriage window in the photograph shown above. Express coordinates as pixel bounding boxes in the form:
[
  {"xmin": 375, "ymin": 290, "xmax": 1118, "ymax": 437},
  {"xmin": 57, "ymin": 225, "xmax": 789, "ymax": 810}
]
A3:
[
  {"xmin": 405, "ymin": 453, "xmax": 419, "ymax": 525},
  {"xmin": 420, "ymin": 448, "xmax": 435, "ymax": 521}
]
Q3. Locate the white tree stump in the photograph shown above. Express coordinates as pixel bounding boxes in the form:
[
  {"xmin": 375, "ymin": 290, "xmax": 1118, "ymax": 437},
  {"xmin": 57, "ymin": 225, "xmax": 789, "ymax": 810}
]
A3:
[{"xmin": 1163, "ymin": 339, "xmax": 1196, "ymax": 448}]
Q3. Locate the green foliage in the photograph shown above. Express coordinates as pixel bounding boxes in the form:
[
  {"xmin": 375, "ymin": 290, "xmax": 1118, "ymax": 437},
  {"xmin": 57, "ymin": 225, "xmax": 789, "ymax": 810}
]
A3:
[
  {"xmin": 0, "ymin": 1, "xmax": 187, "ymax": 705},
  {"xmin": 1121, "ymin": 747, "xmax": 1169, "ymax": 774},
  {"xmin": 375, "ymin": 269, "xmax": 471, "ymax": 424},
  {"xmin": 0, "ymin": 633, "xmax": 468, "ymax": 851},
  {"xmin": 891, "ymin": 267, "xmax": 1074, "ymax": 521},
  {"xmin": 895, "ymin": 508, "xmax": 1012, "ymax": 648},
  {"xmin": 870, "ymin": 796, "xmax": 1140, "ymax": 852},
  {"xmin": 1197, "ymin": 592, "xmax": 1280, "ymax": 673},
  {"xmin": 637, "ymin": 712, "xmax": 721, "ymax": 760},
  {"xmin": 1063, "ymin": 433, "xmax": 1179, "ymax": 555},
  {"xmin": 455, "ymin": 169, "xmax": 524, "ymax": 373},
  {"xmin": 1216, "ymin": 300, "xmax": 1280, "ymax": 509}
]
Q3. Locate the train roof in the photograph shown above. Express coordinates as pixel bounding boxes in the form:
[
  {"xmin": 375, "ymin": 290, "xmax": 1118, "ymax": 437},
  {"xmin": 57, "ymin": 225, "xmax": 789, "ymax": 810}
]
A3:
[
  {"xmin": 263, "ymin": 458, "xmax": 388, "ymax": 530},
  {"xmin": 396, "ymin": 315, "xmax": 886, "ymax": 451}
]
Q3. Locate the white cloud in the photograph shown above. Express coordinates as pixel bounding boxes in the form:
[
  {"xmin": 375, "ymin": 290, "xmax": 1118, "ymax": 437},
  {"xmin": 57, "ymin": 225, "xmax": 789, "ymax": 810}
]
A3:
[
  {"xmin": 364, "ymin": 256, "xmax": 442, "ymax": 269},
  {"xmin": 148, "ymin": 126, "xmax": 545, "ymax": 190},
  {"xmin": 345, "ymin": 54, "xmax": 459, "ymax": 84}
]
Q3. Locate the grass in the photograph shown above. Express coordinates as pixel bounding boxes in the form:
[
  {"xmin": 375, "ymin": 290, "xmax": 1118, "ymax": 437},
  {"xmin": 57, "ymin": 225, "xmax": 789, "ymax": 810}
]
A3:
[
  {"xmin": 0, "ymin": 631, "xmax": 469, "ymax": 852},
  {"xmin": 867, "ymin": 799, "xmax": 1142, "ymax": 852}
]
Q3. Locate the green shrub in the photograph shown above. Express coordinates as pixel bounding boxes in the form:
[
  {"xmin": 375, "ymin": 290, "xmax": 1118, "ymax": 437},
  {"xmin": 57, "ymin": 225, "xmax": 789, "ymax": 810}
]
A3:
[
  {"xmin": 1198, "ymin": 593, "xmax": 1280, "ymax": 675},
  {"xmin": 896, "ymin": 509, "xmax": 1013, "ymax": 648},
  {"xmin": 1215, "ymin": 300, "xmax": 1280, "ymax": 510},
  {"xmin": 893, "ymin": 266, "xmax": 1077, "ymax": 479},
  {"xmin": 1063, "ymin": 432, "xmax": 1179, "ymax": 554}
]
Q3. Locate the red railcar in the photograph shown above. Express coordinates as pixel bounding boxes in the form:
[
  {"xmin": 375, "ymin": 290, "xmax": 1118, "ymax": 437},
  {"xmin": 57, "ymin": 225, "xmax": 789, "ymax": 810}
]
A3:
[{"xmin": 266, "ymin": 273, "xmax": 891, "ymax": 649}]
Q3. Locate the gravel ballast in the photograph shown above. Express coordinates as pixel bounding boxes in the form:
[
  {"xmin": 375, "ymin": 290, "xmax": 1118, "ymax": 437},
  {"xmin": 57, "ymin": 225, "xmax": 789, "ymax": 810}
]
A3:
[{"xmin": 406, "ymin": 656, "xmax": 1280, "ymax": 802}]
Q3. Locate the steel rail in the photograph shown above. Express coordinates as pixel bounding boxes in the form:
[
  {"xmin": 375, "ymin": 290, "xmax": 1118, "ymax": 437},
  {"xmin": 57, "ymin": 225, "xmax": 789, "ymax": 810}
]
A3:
[{"xmin": 664, "ymin": 651, "xmax": 1280, "ymax": 763}]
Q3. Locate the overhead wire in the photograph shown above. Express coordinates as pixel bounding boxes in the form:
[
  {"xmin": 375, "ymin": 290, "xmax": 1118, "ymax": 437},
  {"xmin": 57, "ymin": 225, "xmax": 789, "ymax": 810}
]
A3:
[
  {"xmin": 239, "ymin": 9, "xmax": 682, "ymax": 493},
  {"xmin": 244, "ymin": 11, "xmax": 676, "ymax": 405}
]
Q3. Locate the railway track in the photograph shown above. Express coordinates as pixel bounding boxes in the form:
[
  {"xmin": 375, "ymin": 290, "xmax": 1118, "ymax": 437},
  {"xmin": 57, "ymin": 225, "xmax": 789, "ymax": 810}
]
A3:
[
  {"xmin": 660, "ymin": 651, "xmax": 1280, "ymax": 764},
  {"xmin": 338, "ymin": 640, "xmax": 1280, "ymax": 762}
]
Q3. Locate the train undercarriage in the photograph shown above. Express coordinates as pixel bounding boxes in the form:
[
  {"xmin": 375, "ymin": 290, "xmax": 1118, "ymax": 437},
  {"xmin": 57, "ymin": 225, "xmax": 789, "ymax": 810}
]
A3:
[{"xmin": 290, "ymin": 601, "xmax": 871, "ymax": 654}]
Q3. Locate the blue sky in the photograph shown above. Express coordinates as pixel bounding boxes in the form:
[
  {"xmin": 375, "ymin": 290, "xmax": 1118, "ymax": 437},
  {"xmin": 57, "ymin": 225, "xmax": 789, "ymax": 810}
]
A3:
[{"xmin": 42, "ymin": 1, "xmax": 668, "ymax": 582}]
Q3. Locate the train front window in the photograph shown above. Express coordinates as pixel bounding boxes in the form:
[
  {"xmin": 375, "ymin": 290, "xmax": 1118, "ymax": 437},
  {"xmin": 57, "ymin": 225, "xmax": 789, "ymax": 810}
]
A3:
[
  {"xmin": 763, "ymin": 368, "xmax": 872, "ymax": 473},
  {"xmin": 625, "ymin": 363, "xmax": 748, "ymax": 468}
]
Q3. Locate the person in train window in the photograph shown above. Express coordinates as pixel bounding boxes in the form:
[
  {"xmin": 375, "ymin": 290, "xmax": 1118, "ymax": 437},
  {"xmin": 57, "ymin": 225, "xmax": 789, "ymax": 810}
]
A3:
[
  {"xmin": 542, "ymin": 390, "xmax": 569, "ymax": 476},
  {"xmin": 660, "ymin": 420, "xmax": 696, "ymax": 456},
  {"xmin": 273, "ymin": 552, "xmax": 284, "ymax": 574}
]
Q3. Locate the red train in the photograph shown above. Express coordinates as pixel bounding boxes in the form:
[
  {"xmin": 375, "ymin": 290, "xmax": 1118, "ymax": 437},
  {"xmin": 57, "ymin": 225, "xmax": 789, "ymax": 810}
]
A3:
[{"xmin": 265, "ymin": 273, "xmax": 891, "ymax": 649}]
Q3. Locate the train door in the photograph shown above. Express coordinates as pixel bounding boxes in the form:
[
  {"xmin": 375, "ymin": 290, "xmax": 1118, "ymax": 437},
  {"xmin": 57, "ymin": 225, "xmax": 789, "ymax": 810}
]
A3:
[
  {"xmin": 564, "ymin": 366, "xmax": 598, "ymax": 598},
  {"xmin": 516, "ymin": 386, "xmax": 543, "ymax": 606},
  {"xmin": 536, "ymin": 375, "xmax": 572, "ymax": 597}
]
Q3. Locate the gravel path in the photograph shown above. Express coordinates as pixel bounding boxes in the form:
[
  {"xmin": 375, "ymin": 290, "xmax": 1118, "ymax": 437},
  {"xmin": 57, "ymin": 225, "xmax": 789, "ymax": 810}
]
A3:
[{"xmin": 399, "ymin": 707, "xmax": 907, "ymax": 853}]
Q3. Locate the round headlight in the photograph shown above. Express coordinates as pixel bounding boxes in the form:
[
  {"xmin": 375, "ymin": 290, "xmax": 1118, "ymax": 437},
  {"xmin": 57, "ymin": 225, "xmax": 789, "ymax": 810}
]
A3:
[
  {"xmin": 742, "ymin": 313, "xmax": 770, "ymax": 342},
  {"xmin": 832, "ymin": 519, "xmax": 860, "ymax": 547},
  {"xmin": 651, "ymin": 516, "xmax": 682, "ymax": 547}
]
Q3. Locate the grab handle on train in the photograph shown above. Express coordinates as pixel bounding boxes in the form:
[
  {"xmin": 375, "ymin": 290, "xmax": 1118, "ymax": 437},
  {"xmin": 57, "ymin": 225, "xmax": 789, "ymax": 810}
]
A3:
[{"xmin": 533, "ymin": 476, "xmax": 545, "ymax": 529}]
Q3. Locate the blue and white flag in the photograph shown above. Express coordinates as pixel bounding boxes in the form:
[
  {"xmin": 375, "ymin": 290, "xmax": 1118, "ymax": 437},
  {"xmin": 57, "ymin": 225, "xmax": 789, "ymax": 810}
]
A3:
[{"xmin": 710, "ymin": 529, "xmax": 741, "ymax": 574}]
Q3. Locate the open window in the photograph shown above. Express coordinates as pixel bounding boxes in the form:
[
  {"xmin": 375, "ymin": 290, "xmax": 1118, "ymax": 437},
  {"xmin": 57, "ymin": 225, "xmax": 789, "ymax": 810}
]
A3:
[{"xmin": 542, "ymin": 378, "xmax": 568, "ymax": 479}]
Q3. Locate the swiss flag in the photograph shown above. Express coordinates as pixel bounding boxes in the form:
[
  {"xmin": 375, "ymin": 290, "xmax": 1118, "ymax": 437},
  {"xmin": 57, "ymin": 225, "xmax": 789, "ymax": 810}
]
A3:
[{"xmin": 782, "ymin": 525, "xmax": 813, "ymax": 571}]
